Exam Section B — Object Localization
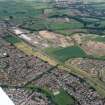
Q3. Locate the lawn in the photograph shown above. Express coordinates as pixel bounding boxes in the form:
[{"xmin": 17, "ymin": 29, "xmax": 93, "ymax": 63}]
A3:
[
  {"xmin": 53, "ymin": 89, "xmax": 74, "ymax": 105},
  {"xmin": 45, "ymin": 46, "xmax": 87, "ymax": 62}
]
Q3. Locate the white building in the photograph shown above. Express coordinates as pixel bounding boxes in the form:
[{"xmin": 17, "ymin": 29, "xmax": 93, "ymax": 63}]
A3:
[{"xmin": 0, "ymin": 87, "xmax": 15, "ymax": 105}]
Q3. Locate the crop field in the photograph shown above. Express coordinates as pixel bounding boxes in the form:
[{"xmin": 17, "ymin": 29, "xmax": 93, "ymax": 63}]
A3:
[
  {"xmin": 49, "ymin": 21, "xmax": 84, "ymax": 30},
  {"xmin": 81, "ymin": 17, "xmax": 99, "ymax": 22},
  {"xmin": 20, "ymin": 18, "xmax": 49, "ymax": 31},
  {"xmin": 0, "ymin": 0, "xmax": 51, "ymax": 24},
  {"xmin": 1, "ymin": 0, "xmax": 105, "ymax": 35},
  {"xmin": 95, "ymin": 37, "xmax": 105, "ymax": 42},
  {"xmin": 45, "ymin": 46, "xmax": 87, "ymax": 62},
  {"xmin": 91, "ymin": 3, "xmax": 105, "ymax": 10},
  {"xmin": 15, "ymin": 42, "xmax": 37, "ymax": 56},
  {"xmin": 87, "ymin": 35, "xmax": 105, "ymax": 43},
  {"xmin": 0, "ymin": 1, "xmax": 42, "ymax": 17},
  {"xmin": 55, "ymin": 29, "xmax": 88, "ymax": 36},
  {"xmin": 20, "ymin": 17, "xmax": 84, "ymax": 32},
  {"xmin": 3, "ymin": 34, "xmax": 22, "ymax": 44}
]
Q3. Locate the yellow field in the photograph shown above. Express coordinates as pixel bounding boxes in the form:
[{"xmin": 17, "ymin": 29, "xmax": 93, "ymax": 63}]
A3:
[
  {"xmin": 35, "ymin": 51, "xmax": 58, "ymax": 66},
  {"xmin": 15, "ymin": 42, "xmax": 37, "ymax": 55},
  {"xmin": 15, "ymin": 42, "xmax": 57, "ymax": 66}
]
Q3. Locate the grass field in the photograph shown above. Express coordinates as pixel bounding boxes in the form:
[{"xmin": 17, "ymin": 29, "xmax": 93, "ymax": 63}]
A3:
[
  {"xmin": 55, "ymin": 29, "xmax": 88, "ymax": 36},
  {"xmin": 92, "ymin": 3, "xmax": 105, "ymax": 10},
  {"xmin": 49, "ymin": 21, "xmax": 83, "ymax": 30},
  {"xmin": 20, "ymin": 18, "xmax": 49, "ymax": 31},
  {"xmin": 85, "ymin": 34, "xmax": 105, "ymax": 42},
  {"xmin": 81, "ymin": 17, "xmax": 99, "ymax": 22},
  {"xmin": 3, "ymin": 35, "xmax": 22, "ymax": 44},
  {"xmin": 53, "ymin": 89, "xmax": 74, "ymax": 105},
  {"xmin": 0, "ymin": 0, "xmax": 48, "ymax": 25},
  {"xmin": 20, "ymin": 17, "xmax": 84, "ymax": 32},
  {"xmin": 94, "ymin": 36, "xmax": 105, "ymax": 42},
  {"xmin": 45, "ymin": 46, "xmax": 87, "ymax": 62},
  {"xmin": 0, "ymin": 1, "xmax": 42, "ymax": 18}
]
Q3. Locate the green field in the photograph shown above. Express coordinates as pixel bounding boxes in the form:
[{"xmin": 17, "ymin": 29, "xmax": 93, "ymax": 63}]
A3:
[
  {"xmin": 0, "ymin": 0, "xmax": 85, "ymax": 32},
  {"xmin": 92, "ymin": 3, "xmax": 105, "ymax": 10},
  {"xmin": 45, "ymin": 46, "xmax": 87, "ymax": 62},
  {"xmin": 0, "ymin": 0, "xmax": 50, "ymax": 25},
  {"xmin": 0, "ymin": 1, "xmax": 42, "ymax": 17},
  {"xmin": 49, "ymin": 21, "xmax": 84, "ymax": 30},
  {"xmin": 21, "ymin": 17, "xmax": 84, "ymax": 31},
  {"xmin": 86, "ymin": 35, "xmax": 105, "ymax": 42},
  {"xmin": 94, "ymin": 36, "xmax": 105, "ymax": 42},
  {"xmin": 55, "ymin": 29, "xmax": 88, "ymax": 36},
  {"xmin": 53, "ymin": 89, "xmax": 74, "ymax": 105},
  {"xmin": 3, "ymin": 35, "xmax": 22, "ymax": 44},
  {"xmin": 1, "ymin": 0, "xmax": 105, "ymax": 35},
  {"xmin": 20, "ymin": 17, "xmax": 52, "ymax": 31}
]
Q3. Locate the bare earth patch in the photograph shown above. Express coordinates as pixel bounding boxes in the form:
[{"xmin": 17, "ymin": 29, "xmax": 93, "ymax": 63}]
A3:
[
  {"xmin": 39, "ymin": 30, "xmax": 74, "ymax": 47},
  {"xmin": 82, "ymin": 40, "xmax": 105, "ymax": 56}
]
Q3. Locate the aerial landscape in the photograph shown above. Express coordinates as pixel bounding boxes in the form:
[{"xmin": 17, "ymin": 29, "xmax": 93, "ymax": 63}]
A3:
[{"xmin": 1, "ymin": 0, "xmax": 105, "ymax": 105}]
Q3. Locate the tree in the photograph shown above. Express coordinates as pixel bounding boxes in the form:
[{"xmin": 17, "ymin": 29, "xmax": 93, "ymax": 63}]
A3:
[{"xmin": 9, "ymin": 16, "xmax": 13, "ymax": 19}]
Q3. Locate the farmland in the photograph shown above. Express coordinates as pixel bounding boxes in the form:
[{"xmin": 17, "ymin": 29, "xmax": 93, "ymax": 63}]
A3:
[
  {"xmin": 45, "ymin": 46, "xmax": 87, "ymax": 62},
  {"xmin": 1, "ymin": 0, "xmax": 105, "ymax": 35},
  {"xmin": 95, "ymin": 36, "xmax": 105, "ymax": 42},
  {"xmin": 20, "ymin": 18, "xmax": 48, "ymax": 31},
  {"xmin": 49, "ymin": 21, "xmax": 83, "ymax": 30},
  {"xmin": 3, "ymin": 34, "xmax": 22, "ymax": 44},
  {"xmin": 1, "ymin": 0, "xmax": 105, "ymax": 105}
]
